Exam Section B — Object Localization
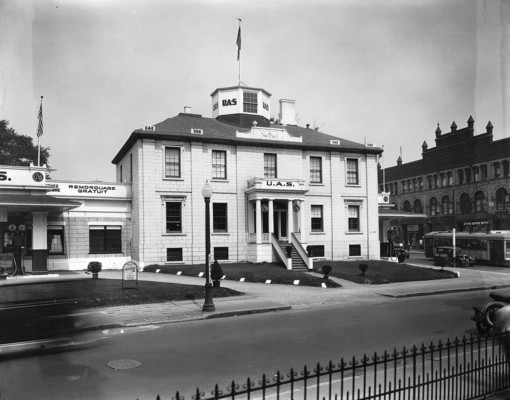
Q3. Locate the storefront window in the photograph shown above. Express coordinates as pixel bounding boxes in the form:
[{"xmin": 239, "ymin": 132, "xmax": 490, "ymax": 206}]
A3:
[
  {"xmin": 89, "ymin": 226, "xmax": 121, "ymax": 254},
  {"xmin": 47, "ymin": 226, "xmax": 64, "ymax": 254}
]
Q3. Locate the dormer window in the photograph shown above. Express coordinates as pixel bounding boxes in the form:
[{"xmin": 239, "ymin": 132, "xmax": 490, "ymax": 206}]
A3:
[{"xmin": 243, "ymin": 92, "xmax": 258, "ymax": 113}]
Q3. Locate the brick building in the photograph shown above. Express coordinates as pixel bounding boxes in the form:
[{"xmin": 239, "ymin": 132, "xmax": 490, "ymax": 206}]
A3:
[
  {"xmin": 112, "ymin": 84, "xmax": 383, "ymax": 268},
  {"xmin": 378, "ymin": 116, "xmax": 510, "ymax": 248}
]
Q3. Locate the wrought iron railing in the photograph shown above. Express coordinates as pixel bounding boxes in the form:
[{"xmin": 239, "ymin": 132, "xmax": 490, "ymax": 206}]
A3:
[{"xmin": 160, "ymin": 332, "xmax": 510, "ymax": 400}]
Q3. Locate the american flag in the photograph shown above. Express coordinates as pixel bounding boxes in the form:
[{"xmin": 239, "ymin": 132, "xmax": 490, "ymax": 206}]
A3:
[
  {"xmin": 37, "ymin": 100, "xmax": 43, "ymax": 137},
  {"xmin": 236, "ymin": 26, "xmax": 241, "ymax": 61}
]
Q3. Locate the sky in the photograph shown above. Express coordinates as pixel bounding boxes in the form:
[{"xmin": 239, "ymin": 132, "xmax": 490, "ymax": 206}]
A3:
[{"xmin": 1, "ymin": 0, "xmax": 509, "ymax": 181}]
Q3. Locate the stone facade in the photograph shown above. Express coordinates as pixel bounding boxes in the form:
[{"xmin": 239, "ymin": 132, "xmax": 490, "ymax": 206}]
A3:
[{"xmin": 113, "ymin": 85, "xmax": 382, "ymax": 267}]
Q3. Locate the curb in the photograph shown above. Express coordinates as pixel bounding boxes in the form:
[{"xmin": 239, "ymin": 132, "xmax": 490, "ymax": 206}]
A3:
[
  {"xmin": 204, "ymin": 305, "xmax": 292, "ymax": 319},
  {"xmin": 379, "ymin": 284, "xmax": 510, "ymax": 298}
]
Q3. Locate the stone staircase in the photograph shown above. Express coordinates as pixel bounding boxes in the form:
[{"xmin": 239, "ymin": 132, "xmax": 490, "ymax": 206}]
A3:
[{"xmin": 279, "ymin": 242, "xmax": 308, "ymax": 271}]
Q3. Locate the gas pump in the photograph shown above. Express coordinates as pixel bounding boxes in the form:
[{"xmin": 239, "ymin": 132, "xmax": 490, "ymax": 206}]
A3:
[{"xmin": 8, "ymin": 224, "xmax": 26, "ymax": 276}]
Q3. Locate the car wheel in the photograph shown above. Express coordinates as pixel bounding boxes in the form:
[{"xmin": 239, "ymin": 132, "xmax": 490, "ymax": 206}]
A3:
[
  {"xmin": 476, "ymin": 319, "xmax": 492, "ymax": 335},
  {"xmin": 485, "ymin": 303, "xmax": 504, "ymax": 327}
]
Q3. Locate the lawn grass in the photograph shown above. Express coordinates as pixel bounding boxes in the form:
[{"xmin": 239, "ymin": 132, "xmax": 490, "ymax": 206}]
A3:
[
  {"xmin": 144, "ymin": 263, "xmax": 341, "ymax": 288},
  {"xmin": 2, "ymin": 279, "xmax": 243, "ymax": 308},
  {"xmin": 314, "ymin": 260, "xmax": 458, "ymax": 284}
]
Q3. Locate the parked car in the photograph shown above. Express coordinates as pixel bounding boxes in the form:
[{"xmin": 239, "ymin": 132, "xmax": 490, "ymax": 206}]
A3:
[{"xmin": 434, "ymin": 246, "xmax": 476, "ymax": 268}]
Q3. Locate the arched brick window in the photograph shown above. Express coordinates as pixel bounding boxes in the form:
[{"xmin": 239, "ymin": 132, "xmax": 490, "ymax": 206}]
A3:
[
  {"xmin": 474, "ymin": 191, "xmax": 486, "ymax": 213},
  {"xmin": 429, "ymin": 197, "xmax": 438, "ymax": 216},
  {"xmin": 441, "ymin": 195, "xmax": 452, "ymax": 215},
  {"xmin": 459, "ymin": 193, "xmax": 471, "ymax": 214},
  {"xmin": 403, "ymin": 200, "xmax": 411, "ymax": 212},
  {"xmin": 496, "ymin": 187, "xmax": 509, "ymax": 211},
  {"xmin": 413, "ymin": 199, "xmax": 423, "ymax": 213}
]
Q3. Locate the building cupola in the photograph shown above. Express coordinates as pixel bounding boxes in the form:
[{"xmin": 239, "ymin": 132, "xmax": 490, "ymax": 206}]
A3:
[
  {"xmin": 210, "ymin": 85, "xmax": 272, "ymax": 128},
  {"xmin": 422, "ymin": 140, "xmax": 428, "ymax": 152},
  {"xmin": 450, "ymin": 121, "xmax": 457, "ymax": 132}
]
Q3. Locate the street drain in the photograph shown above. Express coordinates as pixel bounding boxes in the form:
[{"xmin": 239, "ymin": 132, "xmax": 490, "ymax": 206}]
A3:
[{"xmin": 107, "ymin": 359, "xmax": 142, "ymax": 370}]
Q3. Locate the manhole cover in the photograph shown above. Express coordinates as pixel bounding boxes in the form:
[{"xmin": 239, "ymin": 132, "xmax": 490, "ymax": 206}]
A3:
[{"xmin": 107, "ymin": 359, "xmax": 142, "ymax": 370}]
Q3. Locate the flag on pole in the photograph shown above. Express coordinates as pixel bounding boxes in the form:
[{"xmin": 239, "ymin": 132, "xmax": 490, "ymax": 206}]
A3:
[
  {"xmin": 236, "ymin": 26, "xmax": 241, "ymax": 60},
  {"xmin": 37, "ymin": 99, "xmax": 43, "ymax": 137}
]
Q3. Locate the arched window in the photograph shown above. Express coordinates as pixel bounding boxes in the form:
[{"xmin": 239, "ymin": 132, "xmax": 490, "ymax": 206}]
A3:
[
  {"xmin": 403, "ymin": 200, "xmax": 411, "ymax": 212},
  {"xmin": 496, "ymin": 187, "xmax": 509, "ymax": 211},
  {"xmin": 441, "ymin": 195, "xmax": 451, "ymax": 215},
  {"xmin": 429, "ymin": 197, "xmax": 438, "ymax": 216},
  {"xmin": 474, "ymin": 191, "xmax": 486, "ymax": 212},
  {"xmin": 460, "ymin": 193, "xmax": 471, "ymax": 214},
  {"xmin": 413, "ymin": 199, "xmax": 423, "ymax": 213}
]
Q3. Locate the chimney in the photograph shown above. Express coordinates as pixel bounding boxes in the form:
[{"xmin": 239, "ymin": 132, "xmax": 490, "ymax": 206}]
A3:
[
  {"xmin": 279, "ymin": 99, "xmax": 296, "ymax": 125},
  {"xmin": 184, "ymin": 106, "xmax": 192, "ymax": 114}
]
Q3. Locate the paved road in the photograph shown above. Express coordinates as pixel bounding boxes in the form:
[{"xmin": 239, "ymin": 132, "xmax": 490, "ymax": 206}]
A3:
[{"xmin": 0, "ymin": 287, "xmax": 500, "ymax": 400}]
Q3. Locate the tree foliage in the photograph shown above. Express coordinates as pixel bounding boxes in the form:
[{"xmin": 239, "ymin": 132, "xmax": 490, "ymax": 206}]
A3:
[{"xmin": 0, "ymin": 120, "xmax": 50, "ymax": 167}]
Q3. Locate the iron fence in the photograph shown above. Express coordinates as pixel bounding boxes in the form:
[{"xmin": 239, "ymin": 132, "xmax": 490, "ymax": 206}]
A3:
[{"xmin": 161, "ymin": 332, "xmax": 510, "ymax": 400}]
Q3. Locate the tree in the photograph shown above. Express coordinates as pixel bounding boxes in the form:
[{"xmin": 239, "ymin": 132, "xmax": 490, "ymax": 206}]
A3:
[{"xmin": 0, "ymin": 120, "xmax": 50, "ymax": 167}]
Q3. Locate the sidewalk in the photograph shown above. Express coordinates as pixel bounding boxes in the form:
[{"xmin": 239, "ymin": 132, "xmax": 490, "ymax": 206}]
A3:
[{"xmin": 2, "ymin": 261, "xmax": 510, "ymax": 332}]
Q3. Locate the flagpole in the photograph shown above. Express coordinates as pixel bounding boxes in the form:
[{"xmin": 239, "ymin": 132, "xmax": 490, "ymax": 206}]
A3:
[
  {"xmin": 237, "ymin": 18, "xmax": 242, "ymax": 85},
  {"xmin": 37, "ymin": 96, "xmax": 43, "ymax": 167}
]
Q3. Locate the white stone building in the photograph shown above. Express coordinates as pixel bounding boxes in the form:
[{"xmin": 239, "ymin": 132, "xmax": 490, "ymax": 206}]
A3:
[{"xmin": 112, "ymin": 85, "xmax": 382, "ymax": 268}]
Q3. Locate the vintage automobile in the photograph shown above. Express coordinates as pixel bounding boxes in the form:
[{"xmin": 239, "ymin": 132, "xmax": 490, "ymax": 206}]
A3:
[{"xmin": 433, "ymin": 246, "xmax": 476, "ymax": 268}]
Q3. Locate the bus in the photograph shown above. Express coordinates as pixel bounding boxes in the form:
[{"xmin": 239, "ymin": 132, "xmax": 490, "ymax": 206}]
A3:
[{"xmin": 424, "ymin": 231, "xmax": 510, "ymax": 266}]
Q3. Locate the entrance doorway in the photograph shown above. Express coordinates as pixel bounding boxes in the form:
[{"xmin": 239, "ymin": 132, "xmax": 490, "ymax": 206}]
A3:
[{"xmin": 273, "ymin": 210, "xmax": 288, "ymax": 241}]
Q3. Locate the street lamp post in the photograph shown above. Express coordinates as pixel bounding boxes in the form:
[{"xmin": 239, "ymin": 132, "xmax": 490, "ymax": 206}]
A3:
[{"xmin": 202, "ymin": 181, "xmax": 216, "ymax": 312}]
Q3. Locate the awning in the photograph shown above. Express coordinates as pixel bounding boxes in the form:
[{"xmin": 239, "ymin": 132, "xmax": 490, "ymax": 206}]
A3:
[{"xmin": 0, "ymin": 194, "xmax": 81, "ymax": 213}]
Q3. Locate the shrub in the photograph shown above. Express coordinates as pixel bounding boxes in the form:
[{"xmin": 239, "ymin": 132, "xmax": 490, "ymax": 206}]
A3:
[
  {"xmin": 210, "ymin": 260, "xmax": 223, "ymax": 281},
  {"xmin": 358, "ymin": 263, "xmax": 368, "ymax": 276},
  {"xmin": 286, "ymin": 246, "xmax": 293, "ymax": 258},
  {"xmin": 87, "ymin": 261, "xmax": 102, "ymax": 273},
  {"xmin": 321, "ymin": 264, "xmax": 332, "ymax": 279}
]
